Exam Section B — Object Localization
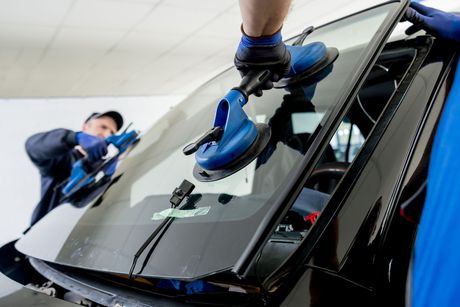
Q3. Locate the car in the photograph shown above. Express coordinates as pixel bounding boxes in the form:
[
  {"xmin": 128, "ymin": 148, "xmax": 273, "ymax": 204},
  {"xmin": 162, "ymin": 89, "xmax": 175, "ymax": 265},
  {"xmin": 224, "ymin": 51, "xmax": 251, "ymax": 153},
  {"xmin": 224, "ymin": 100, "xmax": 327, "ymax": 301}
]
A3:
[{"xmin": 1, "ymin": 1, "xmax": 458, "ymax": 306}]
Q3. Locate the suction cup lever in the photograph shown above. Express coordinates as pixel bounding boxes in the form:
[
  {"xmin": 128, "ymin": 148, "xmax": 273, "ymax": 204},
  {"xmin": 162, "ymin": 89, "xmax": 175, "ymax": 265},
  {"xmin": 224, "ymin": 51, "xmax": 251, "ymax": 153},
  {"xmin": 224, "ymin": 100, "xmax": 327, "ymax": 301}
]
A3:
[
  {"xmin": 233, "ymin": 69, "xmax": 272, "ymax": 101},
  {"xmin": 183, "ymin": 126, "xmax": 224, "ymax": 155},
  {"xmin": 292, "ymin": 26, "xmax": 314, "ymax": 46}
]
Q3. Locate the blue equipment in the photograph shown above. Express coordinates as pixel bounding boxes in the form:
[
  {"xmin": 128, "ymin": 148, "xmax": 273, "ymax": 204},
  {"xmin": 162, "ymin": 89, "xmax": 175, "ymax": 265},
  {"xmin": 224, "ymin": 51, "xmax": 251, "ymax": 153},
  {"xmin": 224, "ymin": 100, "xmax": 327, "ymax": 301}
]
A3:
[
  {"xmin": 183, "ymin": 70, "xmax": 273, "ymax": 182},
  {"xmin": 184, "ymin": 41, "xmax": 338, "ymax": 182},
  {"xmin": 62, "ymin": 130, "xmax": 139, "ymax": 197}
]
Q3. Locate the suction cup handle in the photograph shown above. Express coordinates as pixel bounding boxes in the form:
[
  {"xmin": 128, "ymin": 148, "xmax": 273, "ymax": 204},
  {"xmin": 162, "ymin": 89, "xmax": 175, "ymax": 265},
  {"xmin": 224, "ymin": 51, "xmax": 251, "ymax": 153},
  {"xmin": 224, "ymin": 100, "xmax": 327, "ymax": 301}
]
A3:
[
  {"xmin": 183, "ymin": 126, "xmax": 224, "ymax": 155},
  {"xmin": 234, "ymin": 70, "xmax": 272, "ymax": 102}
]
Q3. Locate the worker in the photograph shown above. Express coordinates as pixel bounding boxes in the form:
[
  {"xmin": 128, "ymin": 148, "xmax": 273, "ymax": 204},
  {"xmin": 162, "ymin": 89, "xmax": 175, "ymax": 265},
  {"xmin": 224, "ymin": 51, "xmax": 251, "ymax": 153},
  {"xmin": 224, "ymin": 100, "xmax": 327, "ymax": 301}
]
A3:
[
  {"xmin": 402, "ymin": 2, "xmax": 460, "ymax": 307},
  {"xmin": 25, "ymin": 111, "xmax": 123, "ymax": 226}
]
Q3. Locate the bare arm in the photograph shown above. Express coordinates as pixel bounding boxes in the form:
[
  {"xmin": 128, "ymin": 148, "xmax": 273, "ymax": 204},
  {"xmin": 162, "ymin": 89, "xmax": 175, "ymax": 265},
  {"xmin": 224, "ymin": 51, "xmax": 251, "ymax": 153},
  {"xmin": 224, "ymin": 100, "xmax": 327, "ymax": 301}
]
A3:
[{"xmin": 239, "ymin": 0, "xmax": 292, "ymax": 37}]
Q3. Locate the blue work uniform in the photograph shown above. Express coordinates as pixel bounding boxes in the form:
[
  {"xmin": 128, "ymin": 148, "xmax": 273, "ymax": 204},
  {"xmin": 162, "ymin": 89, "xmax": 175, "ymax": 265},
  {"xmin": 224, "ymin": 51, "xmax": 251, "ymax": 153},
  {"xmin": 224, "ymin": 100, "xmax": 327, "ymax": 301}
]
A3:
[
  {"xmin": 25, "ymin": 128, "xmax": 82, "ymax": 226},
  {"xmin": 412, "ymin": 59, "xmax": 460, "ymax": 307}
]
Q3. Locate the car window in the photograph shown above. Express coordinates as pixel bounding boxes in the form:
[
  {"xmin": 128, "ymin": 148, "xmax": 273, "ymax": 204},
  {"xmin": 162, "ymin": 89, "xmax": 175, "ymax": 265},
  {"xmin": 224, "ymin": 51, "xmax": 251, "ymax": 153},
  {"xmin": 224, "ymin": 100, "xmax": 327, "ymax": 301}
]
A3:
[
  {"xmin": 330, "ymin": 120, "xmax": 365, "ymax": 163},
  {"xmin": 329, "ymin": 46, "xmax": 416, "ymax": 162},
  {"xmin": 276, "ymin": 38, "xmax": 417, "ymax": 225},
  {"xmin": 17, "ymin": 2, "xmax": 404, "ymax": 280}
]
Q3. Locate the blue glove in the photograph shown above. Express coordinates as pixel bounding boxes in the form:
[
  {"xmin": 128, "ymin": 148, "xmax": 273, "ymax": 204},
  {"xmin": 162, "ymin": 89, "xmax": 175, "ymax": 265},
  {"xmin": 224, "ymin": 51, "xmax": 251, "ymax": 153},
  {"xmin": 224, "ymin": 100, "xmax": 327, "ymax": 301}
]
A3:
[
  {"xmin": 405, "ymin": 2, "xmax": 460, "ymax": 43},
  {"xmin": 234, "ymin": 29, "xmax": 291, "ymax": 95},
  {"xmin": 75, "ymin": 132, "xmax": 107, "ymax": 162}
]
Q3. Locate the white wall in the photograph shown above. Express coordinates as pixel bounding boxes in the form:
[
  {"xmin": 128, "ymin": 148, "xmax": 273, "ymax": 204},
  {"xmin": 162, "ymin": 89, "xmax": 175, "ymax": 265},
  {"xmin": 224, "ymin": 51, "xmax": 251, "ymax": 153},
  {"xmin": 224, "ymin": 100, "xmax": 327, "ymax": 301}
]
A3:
[{"xmin": 0, "ymin": 96, "xmax": 182, "ymax": 246}]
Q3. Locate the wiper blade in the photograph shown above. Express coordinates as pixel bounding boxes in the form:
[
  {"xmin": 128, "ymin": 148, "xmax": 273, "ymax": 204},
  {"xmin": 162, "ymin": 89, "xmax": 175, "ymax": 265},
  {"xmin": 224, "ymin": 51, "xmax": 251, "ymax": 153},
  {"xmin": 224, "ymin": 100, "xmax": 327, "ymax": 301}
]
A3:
[{"xmin": 128, "ymin": 179, "xmax": 196, "ymax": 279}]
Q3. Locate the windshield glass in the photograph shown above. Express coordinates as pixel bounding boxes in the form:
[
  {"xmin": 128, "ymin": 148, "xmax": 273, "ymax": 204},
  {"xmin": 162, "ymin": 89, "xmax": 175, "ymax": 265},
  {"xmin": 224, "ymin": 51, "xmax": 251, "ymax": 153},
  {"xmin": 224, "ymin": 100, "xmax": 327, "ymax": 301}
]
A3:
[{"xmin": 17, "ymin": 3, "xmax": 400, "ymax": 280}]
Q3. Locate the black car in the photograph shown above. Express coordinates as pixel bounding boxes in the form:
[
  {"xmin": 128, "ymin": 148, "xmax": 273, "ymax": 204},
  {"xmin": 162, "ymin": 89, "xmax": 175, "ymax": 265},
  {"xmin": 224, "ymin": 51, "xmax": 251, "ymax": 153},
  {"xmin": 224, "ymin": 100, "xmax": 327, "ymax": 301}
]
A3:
[{"xmin": 1, "ymin": 1, "xmax": 458, "ymax": 306}]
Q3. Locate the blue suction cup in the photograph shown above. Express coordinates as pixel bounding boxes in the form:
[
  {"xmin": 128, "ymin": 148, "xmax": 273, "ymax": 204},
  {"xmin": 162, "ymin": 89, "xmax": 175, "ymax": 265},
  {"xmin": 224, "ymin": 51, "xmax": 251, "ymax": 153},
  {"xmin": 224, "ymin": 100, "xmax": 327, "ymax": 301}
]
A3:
[
  {"xmin": 275, "ymin": 42, "xmax": 339, "ymax": 88},
  {"xmin": 183, "ymin": 40, "xmax": 339, "ymax": 182},
  {"xmin": 182, "ymin": 71, "xmax": 273, "ymax": 182},
  {"xmin": 192, "ymin": 123, "xmax": 270, "ymax": 182},
  {"xmin": 196, "ymin": 89, "xmax": 259, "ymax": 170}
]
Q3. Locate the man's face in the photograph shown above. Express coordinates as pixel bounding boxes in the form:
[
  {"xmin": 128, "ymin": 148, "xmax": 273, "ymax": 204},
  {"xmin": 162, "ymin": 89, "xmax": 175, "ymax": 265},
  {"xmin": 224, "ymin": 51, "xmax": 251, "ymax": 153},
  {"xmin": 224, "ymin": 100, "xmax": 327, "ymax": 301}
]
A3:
[{"xmin": 82, "ymin": 116, "xmax": 117, "ymax": 138}]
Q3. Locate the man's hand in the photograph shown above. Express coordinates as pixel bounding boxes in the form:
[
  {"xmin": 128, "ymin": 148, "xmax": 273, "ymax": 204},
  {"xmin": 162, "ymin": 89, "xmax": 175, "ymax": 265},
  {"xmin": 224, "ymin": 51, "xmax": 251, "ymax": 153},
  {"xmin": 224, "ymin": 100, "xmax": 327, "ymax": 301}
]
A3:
[
  {"xmin": 234, "ymin": 29, "xmax": 291, "ymax": 95},
  {"xmin": 75, "ymin": 132, "xmax": 108, "ymax": 162},
  {"xmin": 405, "ymin": 2, "xmax": 460, "ymax": 43}
]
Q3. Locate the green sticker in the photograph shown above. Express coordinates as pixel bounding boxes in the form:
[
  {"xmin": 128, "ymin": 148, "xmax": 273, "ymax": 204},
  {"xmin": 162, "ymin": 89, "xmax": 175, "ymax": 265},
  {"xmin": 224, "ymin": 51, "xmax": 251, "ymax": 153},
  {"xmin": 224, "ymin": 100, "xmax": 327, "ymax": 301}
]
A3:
[{"xmin": 151, "ymin": 207, "xmax": 211, "ymax": 220}]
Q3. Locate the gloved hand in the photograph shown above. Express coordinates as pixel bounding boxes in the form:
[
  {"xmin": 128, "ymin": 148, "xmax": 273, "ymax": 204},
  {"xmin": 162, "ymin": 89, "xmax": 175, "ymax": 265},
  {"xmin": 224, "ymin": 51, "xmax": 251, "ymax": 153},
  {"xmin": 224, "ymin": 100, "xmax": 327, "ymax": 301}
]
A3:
[
  {"xmin": 234, "ymin": 29, "xmax": 291, "ymax": 95},
  {"xmin": 405, "ymin": 2, "xmax": 460, "ymax": 43},
  {"xmin": 75, "ymin": 132, "xmax": 108, "ymax": 162}
]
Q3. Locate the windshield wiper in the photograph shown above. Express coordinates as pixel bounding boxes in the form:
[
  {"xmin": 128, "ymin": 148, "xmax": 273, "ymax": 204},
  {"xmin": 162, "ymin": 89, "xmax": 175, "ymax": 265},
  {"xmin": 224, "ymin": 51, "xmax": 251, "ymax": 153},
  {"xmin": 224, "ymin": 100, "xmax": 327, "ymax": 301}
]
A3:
[{"xmin": 128, "ymin": 179, "xmax": 196, "ymax": 279}]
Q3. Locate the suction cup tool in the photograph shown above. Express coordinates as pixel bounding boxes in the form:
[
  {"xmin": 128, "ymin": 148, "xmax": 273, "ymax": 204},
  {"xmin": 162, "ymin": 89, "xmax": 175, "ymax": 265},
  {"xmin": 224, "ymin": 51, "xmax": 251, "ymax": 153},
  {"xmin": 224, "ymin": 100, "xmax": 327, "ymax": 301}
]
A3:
[
  {"xmin": 184, "ymin": 40, "xmax": 339, "ymax": 182},
  {"xmin": 183, "ymin": 71, "xmax": 273, "ymax": 182},
  {"xmin": 193, "ymin": 123, "xmax": 271, "ymax": 182},
  {"xmin": 275, "ymin": 42, "xmax": 339, "ymax": 88}
]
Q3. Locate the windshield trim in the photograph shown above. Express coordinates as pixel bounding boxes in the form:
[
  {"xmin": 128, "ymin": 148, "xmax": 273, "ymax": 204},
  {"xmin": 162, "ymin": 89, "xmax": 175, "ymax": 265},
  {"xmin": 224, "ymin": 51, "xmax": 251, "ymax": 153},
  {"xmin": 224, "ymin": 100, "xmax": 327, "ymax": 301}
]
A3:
[{"xmin": 232, "ymin": 0, "xmax": 411, "ymax": 278}]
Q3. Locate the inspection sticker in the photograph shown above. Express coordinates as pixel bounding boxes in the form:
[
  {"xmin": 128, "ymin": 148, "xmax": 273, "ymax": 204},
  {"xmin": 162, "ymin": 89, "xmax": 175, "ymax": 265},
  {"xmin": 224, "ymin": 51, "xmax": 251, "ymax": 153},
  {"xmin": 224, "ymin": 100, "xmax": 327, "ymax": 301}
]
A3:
[{"xmin": 151, "ymin": 207, "xmax": 211, "ymax": 220}]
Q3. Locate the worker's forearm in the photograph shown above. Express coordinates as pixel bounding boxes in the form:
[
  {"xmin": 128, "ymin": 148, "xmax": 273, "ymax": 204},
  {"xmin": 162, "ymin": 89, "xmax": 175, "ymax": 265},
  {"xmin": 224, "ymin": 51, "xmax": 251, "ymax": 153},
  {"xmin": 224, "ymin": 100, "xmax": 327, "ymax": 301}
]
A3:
[{"xmin": 239, "ymin": 0, "xmax": 292, "ymax": 37}]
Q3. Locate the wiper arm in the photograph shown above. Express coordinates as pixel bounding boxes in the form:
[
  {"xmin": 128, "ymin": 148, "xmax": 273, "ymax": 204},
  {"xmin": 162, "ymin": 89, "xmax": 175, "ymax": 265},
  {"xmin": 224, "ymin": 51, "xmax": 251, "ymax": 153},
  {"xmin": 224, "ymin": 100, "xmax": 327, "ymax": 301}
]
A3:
[{"xmin": 128, "ymin": 179, "xmax": 196, "ymax": 279}]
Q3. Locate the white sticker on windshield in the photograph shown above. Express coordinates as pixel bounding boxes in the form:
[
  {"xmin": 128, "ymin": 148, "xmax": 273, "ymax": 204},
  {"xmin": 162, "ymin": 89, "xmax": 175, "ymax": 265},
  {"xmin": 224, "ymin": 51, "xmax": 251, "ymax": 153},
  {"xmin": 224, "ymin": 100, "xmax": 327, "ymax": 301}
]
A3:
[
  {"xmin": 151, "ymin": 207, "xmax": 211, "ymax": 220},
  {"xmin": 291, "ymin": 112, "xmax": 325, "ymax": 134}
]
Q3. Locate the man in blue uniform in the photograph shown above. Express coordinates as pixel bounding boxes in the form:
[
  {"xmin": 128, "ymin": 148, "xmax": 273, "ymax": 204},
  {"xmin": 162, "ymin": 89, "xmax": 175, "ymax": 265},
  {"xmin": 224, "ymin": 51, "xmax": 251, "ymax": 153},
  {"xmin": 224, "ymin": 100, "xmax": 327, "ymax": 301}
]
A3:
[
  {"xmin": 25, "ymin": 111, "xmax": 123, "ymax": 226},
  {"xmin": 403, "ymin": 2, "xmax": 460, "ymax": 307}
]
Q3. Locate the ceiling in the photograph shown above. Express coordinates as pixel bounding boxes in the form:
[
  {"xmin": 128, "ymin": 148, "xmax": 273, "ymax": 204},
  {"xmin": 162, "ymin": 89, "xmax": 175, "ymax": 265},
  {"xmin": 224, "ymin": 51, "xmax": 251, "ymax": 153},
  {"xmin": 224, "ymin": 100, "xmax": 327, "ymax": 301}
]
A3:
[{"xmin": 0, "ymin": 0, "xmax": 404, "ymax": 98}]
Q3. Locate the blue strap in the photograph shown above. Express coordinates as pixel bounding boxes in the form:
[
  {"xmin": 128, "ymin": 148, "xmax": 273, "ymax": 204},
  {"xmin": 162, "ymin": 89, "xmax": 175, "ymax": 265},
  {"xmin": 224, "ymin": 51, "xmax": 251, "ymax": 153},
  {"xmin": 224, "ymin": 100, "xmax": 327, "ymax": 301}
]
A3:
[
  {"xmin": 412, "ymin": 58, "xmax": 460, "ymax": 307},
  {"xmin": 240, "ymin": 31, "xmax": 282, "ymax": 47}
]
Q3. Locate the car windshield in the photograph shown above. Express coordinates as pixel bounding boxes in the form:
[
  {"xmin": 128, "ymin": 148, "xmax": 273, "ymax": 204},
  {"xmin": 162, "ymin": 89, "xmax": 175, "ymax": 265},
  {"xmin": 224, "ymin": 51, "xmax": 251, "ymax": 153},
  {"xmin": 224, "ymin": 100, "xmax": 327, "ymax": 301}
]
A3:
[{"xmin": 17, "ymin": 3, "xmax": 400, "ymax": 280}]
